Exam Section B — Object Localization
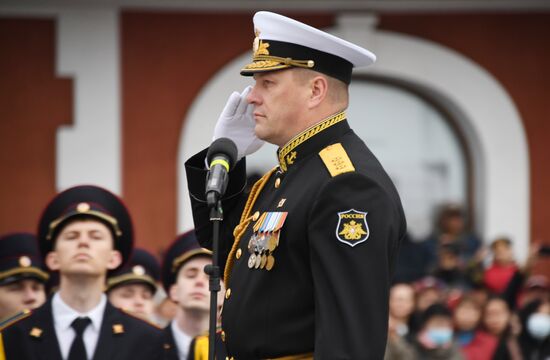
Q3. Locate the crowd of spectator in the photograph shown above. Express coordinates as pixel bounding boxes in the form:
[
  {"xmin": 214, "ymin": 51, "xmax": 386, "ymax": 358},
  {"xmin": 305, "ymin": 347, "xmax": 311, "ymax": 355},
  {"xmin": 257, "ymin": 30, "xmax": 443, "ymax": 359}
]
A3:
[{"xmin": 387, "ymin": 204, "xmax": 550, "ymax": 360}]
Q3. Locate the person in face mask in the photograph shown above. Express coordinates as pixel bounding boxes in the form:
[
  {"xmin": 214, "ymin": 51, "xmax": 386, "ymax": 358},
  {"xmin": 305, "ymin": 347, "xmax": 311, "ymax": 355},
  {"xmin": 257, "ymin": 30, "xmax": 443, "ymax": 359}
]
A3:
[
  {"xmin": 412, "ymin": 303, "xmax": 464, "ymax": 360},
  {"xmin": 519, "ymin": 298, "xmax": 550, "ymax": 359}
]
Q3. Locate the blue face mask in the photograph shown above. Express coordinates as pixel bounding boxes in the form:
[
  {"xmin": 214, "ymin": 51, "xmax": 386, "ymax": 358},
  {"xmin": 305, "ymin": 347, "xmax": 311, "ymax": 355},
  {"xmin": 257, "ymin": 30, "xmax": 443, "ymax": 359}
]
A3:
[
  {"xmin": 427, "ymin": 328, "xmax": 454, "ymax": 346},
  {"xmin": 527, "ymin": 313, "xmax": 550, "ymax": 340}
]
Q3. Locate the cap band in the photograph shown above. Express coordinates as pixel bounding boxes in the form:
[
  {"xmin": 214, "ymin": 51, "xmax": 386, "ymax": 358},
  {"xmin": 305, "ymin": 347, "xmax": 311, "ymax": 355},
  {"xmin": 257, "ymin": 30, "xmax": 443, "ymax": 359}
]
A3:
[
  {"xmin": 172, "ymin": 248, "xmax": 212, "ymax": 273},
  {"xmin": 106, "ymin": 273, "xmax": 157, "ymax": 292},
  {"xmin": 0, "ymin": 267, "xmax": 49, "ymax": 284},
  {"xmin": 47, "ymin": 209, "xmax": 122, "ymax": 241},
  {"xmin": 241, "ymin": 39, "xmax": 353, "ymax": 84}
]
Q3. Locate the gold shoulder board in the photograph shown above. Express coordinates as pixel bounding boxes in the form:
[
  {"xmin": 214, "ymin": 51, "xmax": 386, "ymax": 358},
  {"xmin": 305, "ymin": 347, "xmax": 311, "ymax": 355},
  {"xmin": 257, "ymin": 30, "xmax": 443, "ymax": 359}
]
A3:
[
  {"xmin": 319, "ymin": 143, "xmax": 355, "ymax": 177},
  {"xmin": 0, "ymin": 309, "xmax": 32, "ymax": 332}
]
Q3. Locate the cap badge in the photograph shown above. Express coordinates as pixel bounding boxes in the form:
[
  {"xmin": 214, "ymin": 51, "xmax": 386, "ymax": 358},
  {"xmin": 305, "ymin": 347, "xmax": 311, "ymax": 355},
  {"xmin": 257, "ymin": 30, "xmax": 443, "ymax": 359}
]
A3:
[
  {"xmin": 336, "ymin": 209, "xmax": 369, "ymax": 247},
  {"xmin": 132, "ymin": 265, "xmax": 145, "ymax": 276},
  {"xmin": 76, "ymin": 202, "xmax": 91, "ymax": 213},
  {"xmin": 19, "ymin": 256, "xmax": 32, "ymax": 268},
  {"xmin": 252, "ymin": 30, "xmax": 270, "ymax": 58},
  {"xmin": 253, "ymin": 29, "xmax": 260, "ymax": 54}
]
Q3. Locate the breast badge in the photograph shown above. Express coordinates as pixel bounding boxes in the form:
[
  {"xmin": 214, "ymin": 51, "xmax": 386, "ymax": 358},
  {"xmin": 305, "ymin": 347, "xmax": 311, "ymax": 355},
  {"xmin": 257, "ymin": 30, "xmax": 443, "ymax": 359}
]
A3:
[
  {"xmin": 336, "ymin": 209, "xmax": 369, "ymax": 247},
  {"xmin": 247, "ymin": 212, "xmax": 288, "ymax": 271}
]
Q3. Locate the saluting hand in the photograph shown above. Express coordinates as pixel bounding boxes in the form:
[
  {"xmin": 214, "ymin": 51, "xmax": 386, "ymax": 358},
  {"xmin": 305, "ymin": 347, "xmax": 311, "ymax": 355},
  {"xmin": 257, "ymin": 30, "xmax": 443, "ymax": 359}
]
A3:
[{"xmin": 213, "ymin": 86, "xmax": 265, "ymax": 160}]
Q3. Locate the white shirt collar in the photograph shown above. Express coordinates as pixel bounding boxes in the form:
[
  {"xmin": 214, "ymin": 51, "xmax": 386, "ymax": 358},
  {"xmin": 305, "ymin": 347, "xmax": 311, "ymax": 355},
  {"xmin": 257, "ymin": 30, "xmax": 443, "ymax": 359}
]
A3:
[
  {"xmin": 52, "ymin": 292, "xmax": 107, "ymax": 333},
  {"xmin": 171, "ymin": 320, "xmax": 192, "ymax": 360}
]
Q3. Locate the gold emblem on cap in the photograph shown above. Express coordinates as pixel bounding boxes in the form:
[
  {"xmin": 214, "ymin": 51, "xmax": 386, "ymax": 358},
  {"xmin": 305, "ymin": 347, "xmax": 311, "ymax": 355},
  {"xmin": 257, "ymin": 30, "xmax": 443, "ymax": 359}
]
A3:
[
  {"xmin": 253, "ymin": 29, "xmax": 260, "ymax": 55},
  {"xmin": 113, "ymin": 324, "xmax": 124, "ymax": 334},
  {"xmin": 30, "ymin": 327, "xmax": 43, "ymax": 338},
  {"xmin": 252, "ymin": 29, "xmax": 270, "ymax": 58},
  {"xmin": 77, "ymin": 202, "xmax": 91, "ymax": 213},
  {"xmin": 132, "ymin": 265, "xmax": 145, "ymax": 276},
  {"xmin": 19, "ymin": 256, "xmax": 32, "ymax": 268}
]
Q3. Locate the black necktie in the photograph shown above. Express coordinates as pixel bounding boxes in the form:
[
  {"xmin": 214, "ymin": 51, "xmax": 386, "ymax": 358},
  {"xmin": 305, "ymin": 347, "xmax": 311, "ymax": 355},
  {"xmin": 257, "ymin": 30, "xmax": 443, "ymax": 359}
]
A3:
[{"xmin": 68, "ymin": 317, "xmax": 91, "ymax": 360}]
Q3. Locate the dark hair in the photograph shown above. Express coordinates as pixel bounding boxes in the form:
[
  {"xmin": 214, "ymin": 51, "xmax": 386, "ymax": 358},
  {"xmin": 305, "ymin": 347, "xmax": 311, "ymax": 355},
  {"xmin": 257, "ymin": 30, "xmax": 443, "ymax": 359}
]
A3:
[{"xmin": 420, "ymin": 303, "xmax": 452, "ymax": 328}]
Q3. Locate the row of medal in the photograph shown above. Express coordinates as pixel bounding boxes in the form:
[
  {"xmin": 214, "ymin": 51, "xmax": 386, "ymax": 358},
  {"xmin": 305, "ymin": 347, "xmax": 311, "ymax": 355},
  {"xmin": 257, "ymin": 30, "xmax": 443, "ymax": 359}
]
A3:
[{"xmin": 247, "ymin": 212, "xmax": 288, "ymax": 271}]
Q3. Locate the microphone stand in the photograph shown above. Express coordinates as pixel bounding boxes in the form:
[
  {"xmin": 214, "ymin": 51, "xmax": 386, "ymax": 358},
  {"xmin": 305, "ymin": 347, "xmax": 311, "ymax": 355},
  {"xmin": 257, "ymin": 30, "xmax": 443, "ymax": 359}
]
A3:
[{"xmin": 205, "ymin": 193, "xmax": 222, "ymax": 360}]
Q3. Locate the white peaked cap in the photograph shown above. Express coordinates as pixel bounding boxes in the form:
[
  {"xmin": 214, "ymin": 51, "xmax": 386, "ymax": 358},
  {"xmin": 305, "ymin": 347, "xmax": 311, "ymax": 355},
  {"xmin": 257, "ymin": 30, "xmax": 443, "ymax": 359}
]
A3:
[{"xmin": 241, "ymin": 11, "xmax": 376, "ymax": 84}]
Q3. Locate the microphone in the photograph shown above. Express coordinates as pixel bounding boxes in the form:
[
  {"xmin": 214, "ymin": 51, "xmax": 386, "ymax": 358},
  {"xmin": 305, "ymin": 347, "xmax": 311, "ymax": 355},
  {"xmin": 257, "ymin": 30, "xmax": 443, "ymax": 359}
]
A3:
[{"xmin": 205, "ymin": 138, "xmax": 238, "ymax": 207}]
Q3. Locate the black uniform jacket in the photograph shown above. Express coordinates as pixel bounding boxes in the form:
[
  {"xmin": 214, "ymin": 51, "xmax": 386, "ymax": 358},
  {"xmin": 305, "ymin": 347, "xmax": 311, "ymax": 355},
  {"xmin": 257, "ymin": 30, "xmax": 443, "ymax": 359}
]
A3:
[
  {"xmin": 185, "ymin": 115, "xmax": 407, "ymax": 359},
  {"xmin": 0, "ymin": 297, "xmax": 163, "ymax": 360},
  {"xmin": 162, "ymin": 324, "xmax": 228, "ymax": 360}
]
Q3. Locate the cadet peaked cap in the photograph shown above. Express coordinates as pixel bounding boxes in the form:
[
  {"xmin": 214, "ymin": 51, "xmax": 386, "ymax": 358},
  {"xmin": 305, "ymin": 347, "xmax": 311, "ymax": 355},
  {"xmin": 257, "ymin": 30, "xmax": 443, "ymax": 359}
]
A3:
[
  {"xmin": 37, "ymin": 185, "xmax": 134, "ymax": 270},
  {"xmin": 161, "ymin": 230, "xmax": 212, "ymax": 292},
  {"xmin": 107, "ymin": 248, "xmax": 161, "ymax": 294},
  {"xmin": 240, "ymin": 11, "xmax": 376, "ymax": 84},
  {"xmin": 0, "ymin": 233, "xmax": 49, "ymax": 286}
]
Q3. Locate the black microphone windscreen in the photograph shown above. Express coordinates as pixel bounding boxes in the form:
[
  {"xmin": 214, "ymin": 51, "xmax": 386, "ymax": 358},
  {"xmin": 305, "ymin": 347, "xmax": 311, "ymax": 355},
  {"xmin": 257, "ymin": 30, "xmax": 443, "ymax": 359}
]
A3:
[{"xmin": 207, "ymin": 138, "xmax": 238, "ymax": 169}]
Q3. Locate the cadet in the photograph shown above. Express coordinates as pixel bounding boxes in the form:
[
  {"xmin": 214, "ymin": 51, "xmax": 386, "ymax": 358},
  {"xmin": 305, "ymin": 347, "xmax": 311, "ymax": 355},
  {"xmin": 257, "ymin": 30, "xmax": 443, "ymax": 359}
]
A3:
[
  {"xmin": 184, "ymin": 11, "xmax": 406, "ymax": 359},
  {"xmin": 161, "ymin": 230, "xmax": 226, "ymax": 360},
  {"xmin": 107, "ymin": 248, "xmax": 161, "ymax": 322},
  {"xmin": 0, "ymin": 233, "xmax": 48, "ymax": 322},
  {"xmin": 0, "ymin": 185, "xmax": 163, "ymax": 360}
]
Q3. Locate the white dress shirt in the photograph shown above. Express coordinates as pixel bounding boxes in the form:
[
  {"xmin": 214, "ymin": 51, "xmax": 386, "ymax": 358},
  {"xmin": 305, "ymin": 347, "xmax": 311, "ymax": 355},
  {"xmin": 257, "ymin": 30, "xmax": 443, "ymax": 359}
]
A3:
[
  {"xmin": 52, "ymin": 292, "xmax": 107, "ymax": 360},
  {"xmin": 170, "ymin": 320, "xmax": 192, "ymax": 360}
]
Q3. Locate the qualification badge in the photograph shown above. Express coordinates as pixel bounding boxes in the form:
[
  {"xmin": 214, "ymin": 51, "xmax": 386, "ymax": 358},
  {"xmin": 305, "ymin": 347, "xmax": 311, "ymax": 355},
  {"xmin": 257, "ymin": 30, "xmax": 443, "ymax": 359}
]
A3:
[
  {"xmin": 336, "ymin": 209, "xmax": 369, "ymax": 247},
  {"xmin": 247, "ymin": 212, "xmax": 288, "ymax": 271}
]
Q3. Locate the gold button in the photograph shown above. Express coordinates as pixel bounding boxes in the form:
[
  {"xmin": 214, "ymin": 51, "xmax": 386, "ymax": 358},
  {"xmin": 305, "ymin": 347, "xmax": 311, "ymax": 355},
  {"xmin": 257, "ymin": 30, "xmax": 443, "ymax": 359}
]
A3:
[
  {"xmin": 275, "ymin": 178, "xmax": 281, "ymax": 188},
  {"xmin": 236, "ymin": 248, "xmax": 242, "ymax": 259},
  {"xmin": 221, "ymin": 330, "xmax": 226, "ymax": 342},
  {"xmin": 225, "ymin": 288, "xmax": 231, "ymax": 299},
  {"xmin": 252, "ymin": 211, "xmax": 260, "ymax": 221}
]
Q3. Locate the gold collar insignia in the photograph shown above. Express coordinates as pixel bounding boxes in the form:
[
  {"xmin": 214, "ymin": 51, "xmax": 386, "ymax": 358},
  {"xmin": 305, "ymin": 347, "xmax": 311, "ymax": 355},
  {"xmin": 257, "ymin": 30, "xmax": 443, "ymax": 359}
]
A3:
[{"xmin": 278, "ymin": 111, "xmax": 347, "ymax": 172}]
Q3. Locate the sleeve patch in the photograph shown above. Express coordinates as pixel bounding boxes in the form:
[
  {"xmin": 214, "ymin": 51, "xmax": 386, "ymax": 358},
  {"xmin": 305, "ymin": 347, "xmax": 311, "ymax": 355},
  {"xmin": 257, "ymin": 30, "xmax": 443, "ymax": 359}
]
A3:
[
  {"xmin": 336, "ymin": 209, "xmax": 369, "ymax": 247},
  {"xmin": 319, "ymin": 143, "xmax": 355, "ymax": 177}
]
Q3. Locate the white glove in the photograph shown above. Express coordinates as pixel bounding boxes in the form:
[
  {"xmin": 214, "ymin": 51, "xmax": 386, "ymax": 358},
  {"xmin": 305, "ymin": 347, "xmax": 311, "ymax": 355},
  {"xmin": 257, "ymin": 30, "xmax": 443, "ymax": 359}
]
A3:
[{"xmin": 213, "ymin": 86, "xmax": 265, "ymax": 160}]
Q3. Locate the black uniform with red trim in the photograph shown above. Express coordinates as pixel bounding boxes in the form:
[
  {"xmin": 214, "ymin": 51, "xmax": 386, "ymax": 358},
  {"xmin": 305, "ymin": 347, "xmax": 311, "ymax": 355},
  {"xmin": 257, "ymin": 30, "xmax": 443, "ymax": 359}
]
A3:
[{"xmin": 185, "ymin": 113, "xmax": 407, "ymax": 359}]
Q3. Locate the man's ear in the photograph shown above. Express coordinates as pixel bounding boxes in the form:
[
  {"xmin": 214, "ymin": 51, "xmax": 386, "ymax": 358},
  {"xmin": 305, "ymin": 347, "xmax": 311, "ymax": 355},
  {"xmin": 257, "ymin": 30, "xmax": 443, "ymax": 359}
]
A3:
[
  {"xmin": 169, "ymin": 284, "xmax": 179, "ymax": 303},
  {"xmin": 308, "ymin": 75, "xmax": 328, "ymax": 109},
  {"xmin": 107, "ymin": 250, "xmax": 123, "ymax": 270},
  {"xmin": 45, "ymin": 251, "xmax": 60, "ymax": 271}
]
